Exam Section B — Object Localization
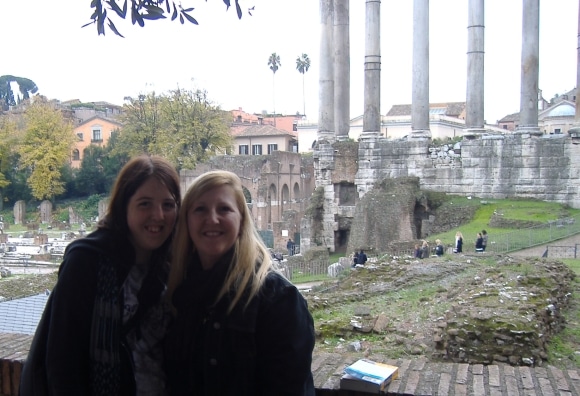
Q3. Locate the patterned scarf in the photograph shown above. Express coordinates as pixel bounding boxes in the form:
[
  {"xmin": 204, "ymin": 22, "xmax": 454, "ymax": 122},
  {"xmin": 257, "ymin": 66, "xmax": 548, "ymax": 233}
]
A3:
[{"xmin": 89, "ymin": 256, "xmax": 123, "ymax": 395}]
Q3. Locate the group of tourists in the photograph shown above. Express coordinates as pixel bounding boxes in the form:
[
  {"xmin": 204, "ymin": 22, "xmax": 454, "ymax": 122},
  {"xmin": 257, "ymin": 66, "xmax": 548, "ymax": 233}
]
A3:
[
  {"xmin": 454, "ymin": 229, "xmax": 489, "ymax": 254},
  {"xmin": 351, "ymin": 249, "xmax": 368, "ymax": 267},
  {"xmin": 414, "ymin": 229, "xmax": 489, "ymax": 258},
  {"xmin": 414, "ymin": 239, "xmax": 445, "ymax": 259},
  {"xmin": 20, "ymin": 155, "xmax": 316, "ymax": 395}
]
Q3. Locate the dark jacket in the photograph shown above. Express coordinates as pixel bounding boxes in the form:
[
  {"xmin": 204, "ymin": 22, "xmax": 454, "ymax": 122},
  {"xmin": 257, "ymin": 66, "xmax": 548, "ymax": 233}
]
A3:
[
  {"xmin": 165, "ymin": 254, "xmax": 315, "ymax": 396},
  {"xmin": 455, "ymin": 237, "xmax": 463, "ymax": 253},
  {"xmin": 20, "ymin": 228, "xmax": 168, "ymax": 396}
]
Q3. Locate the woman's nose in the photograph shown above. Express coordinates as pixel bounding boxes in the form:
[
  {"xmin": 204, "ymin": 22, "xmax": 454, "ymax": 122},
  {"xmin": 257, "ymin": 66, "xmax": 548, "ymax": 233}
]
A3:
[
  {"xmin": 207, "ymin": 209, "xmax": 219, "ymax": 223},
  {"xmin": 152, "ymin": 204, "xmax": 165, "ymax": 219}
]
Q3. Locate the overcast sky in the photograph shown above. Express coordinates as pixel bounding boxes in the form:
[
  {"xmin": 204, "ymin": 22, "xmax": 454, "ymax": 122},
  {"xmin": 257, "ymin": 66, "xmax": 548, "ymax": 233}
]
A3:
[{"xmin": 1, "ymin": 0, "xmax": 577, "ymax": 124}]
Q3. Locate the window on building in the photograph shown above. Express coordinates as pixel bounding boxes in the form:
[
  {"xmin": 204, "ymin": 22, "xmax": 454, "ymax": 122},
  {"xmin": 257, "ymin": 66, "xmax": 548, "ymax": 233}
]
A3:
[
  {"xmin": 292, "ymin": 122, "xmax": 297, "ymax": 131},
  {"xmin": 267, "ymin": 144, "xmax": 278, "ymax": 154},
  {"xmin": 72, "ymin": 149, "xmax": 80, "ymax": 161},
  {"xmin": 77, "ymin": 132, "xmax": 84, "ymax": 141},
  {"xmin": 239, "ymin": 145, "xmax": 249, "ymax": 155},
  {"xmin": 92, "ymin": 129, "xmax": 102, "ymax": 142},
  {"xmin": 252, "ymin": 144, "xmax": 262, "ymax": 155},
  {"xmin": 555, "ymin": 128, "xmax": 562, "ymax": 134},
  {"xmin": 502, "ymin": 125, "xmax": 508, "ymax": 130}
]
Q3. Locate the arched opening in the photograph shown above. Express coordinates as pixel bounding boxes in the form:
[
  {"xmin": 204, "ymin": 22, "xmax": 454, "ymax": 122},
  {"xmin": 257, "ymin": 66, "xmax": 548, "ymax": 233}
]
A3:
[
  {"xmin": 267, "ymin": 184, "xmax": 277, "ymax": 227},
  {"xmin": 293, "ymin": 182, "xmax": 300, "ymax": 203}
]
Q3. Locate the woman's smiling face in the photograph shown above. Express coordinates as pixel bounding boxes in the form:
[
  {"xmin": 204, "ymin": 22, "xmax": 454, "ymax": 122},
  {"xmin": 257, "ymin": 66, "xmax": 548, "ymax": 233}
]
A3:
[
  {"xmin": 127, "ymin": 176, "xmax": 177, "ymax": 264},
  {"xmin": 187, "ymin": 184, "xmax": 242, "ymax": 270}
]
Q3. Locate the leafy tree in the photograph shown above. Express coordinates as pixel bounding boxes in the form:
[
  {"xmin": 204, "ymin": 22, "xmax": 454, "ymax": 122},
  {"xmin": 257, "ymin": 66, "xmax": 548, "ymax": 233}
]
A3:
[
  {"xmin": 0, "ymin": 115, "xmax": 20, "ymax": 208},
  {"xmin": 18, "ymin": 98, "xmax": 77, "ymax": 201},
  {"xmin": 295, "ymin": 53, "xmax": 311, "ymax": 117},
  {"xmin": 85, "ymin": 0, "xmax": 254, "ymax": 37},
  {"xmin": 0, "ymin": 75, "xmax": 39, "ymax": 111},
  {"xmin": 116, "ymin": 92, "xmax": 163, "ymax": 156},
  {"xmin": 268, "ymin": 53, "xmax": 281, "ymax": 117},
  {"xmin": 75, "ymin": 146, "xmax": 109, "ymax": 196},
  {"xmin": 101, "ymin": 130, "xmax": 130, "ymax": 191},
  {"xmin": 119, "ymin": 88, "xmax": 232, "ymax": 170}
]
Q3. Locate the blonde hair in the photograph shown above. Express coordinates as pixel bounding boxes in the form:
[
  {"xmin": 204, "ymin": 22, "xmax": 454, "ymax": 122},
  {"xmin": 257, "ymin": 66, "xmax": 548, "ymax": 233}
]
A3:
[{"xmin": 167, "ymin": 170, "xmax": 272, "ymax": 313}]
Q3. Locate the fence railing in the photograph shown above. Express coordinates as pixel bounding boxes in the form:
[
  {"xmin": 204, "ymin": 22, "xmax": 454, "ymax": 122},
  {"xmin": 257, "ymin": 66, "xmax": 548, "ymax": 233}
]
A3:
[
  {"xmin": 484, "ymin": 215, "xmax": 580, "ymax": 254},
  {"xmin": 286, "ymin": 214, "xmax": 580, "ymax": 285}
]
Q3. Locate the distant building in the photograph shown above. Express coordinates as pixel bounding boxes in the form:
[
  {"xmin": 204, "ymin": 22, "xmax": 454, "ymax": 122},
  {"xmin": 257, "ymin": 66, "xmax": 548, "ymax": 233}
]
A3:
[
  {"xmin": 497, "ymin": 88, "xmax": 577, "ymax": 134},
  {"xmin": 71, "ymin": 116, "xmax": 122, "ymax": 168},
  {"xmin": 231, "ymin": 124, "xmax": 298, "ymax": 155},
  {"xmin": 384, "ymin": 102, "xmax": 467, "ymax": 140}
]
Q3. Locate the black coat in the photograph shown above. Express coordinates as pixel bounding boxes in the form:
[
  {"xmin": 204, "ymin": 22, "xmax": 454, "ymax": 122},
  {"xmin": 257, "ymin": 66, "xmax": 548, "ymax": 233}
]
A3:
[
  {"xmin": 20, "ymin": 228, "xmax": 168, "ymax": 396},
  {"xmin": 165, "ymin": 255, "xmax": 315, "ymax": 396},
  {"xmin": 455, "ymin": 237, "xmax": 463, "ymax": 253}
]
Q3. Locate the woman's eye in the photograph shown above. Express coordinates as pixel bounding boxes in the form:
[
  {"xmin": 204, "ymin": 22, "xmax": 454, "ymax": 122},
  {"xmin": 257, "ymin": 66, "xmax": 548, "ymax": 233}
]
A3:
[{"xmin": 163, "ymin": 202, "xmax": 176, "ymax": 210}]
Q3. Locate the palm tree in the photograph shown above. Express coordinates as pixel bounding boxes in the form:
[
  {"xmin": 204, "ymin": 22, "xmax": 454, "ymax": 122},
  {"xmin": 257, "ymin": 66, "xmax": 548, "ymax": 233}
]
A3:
[
  {"xmin": 295, "ymin": 53, "xmax": 311, "ymax": 118},
  {"xmin": 267, "ymin": 53, "xmax": 281, "ymax": 125}
]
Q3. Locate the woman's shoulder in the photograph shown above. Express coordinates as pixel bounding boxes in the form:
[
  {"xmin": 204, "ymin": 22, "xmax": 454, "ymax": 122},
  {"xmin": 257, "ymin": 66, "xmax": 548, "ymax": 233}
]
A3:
[{"xmin": 260, "ymin": 270, "xmax": 301, "ymax": 299}]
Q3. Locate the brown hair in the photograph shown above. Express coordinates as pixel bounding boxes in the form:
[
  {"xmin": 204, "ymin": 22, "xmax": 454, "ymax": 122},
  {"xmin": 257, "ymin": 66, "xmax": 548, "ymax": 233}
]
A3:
[{"xmin": 100, "ymin": 155, "xmax": 181, "ymax": 237}]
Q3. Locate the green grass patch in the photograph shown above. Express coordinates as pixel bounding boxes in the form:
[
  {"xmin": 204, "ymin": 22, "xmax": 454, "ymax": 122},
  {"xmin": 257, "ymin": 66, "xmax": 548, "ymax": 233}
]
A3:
[{"xmin": 292, "ymin": 272, "xmax": 328, "ymax": 284}]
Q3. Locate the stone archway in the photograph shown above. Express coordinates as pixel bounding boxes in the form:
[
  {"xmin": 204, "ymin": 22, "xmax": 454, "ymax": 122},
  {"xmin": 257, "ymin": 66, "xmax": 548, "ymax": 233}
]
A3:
[
  {"xmin": 293, "ymin": 182, "xmax": 301, "ymax": 203},
  {"xmin": 281, "ymin": 184, "xmax": 290, "ymax": 213}
]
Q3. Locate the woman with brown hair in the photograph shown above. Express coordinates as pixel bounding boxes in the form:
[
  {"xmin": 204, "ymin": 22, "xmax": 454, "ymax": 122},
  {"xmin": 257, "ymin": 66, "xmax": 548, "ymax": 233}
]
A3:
[{"xmin": 21, "ymin": 155, "xmax": 181, "ymax": 395}]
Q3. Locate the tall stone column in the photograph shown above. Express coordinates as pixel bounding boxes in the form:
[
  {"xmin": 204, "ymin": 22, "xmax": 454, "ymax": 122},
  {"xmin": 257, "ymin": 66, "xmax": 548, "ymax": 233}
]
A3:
[
  {"xmin": 411, "ymin": 0, "xmax": 431, "ymax": 139},
  {"xmin": 318, "ymin": 0, "xmax": 335, "ymax": 142},
  {"xmin": 334, "ymin": 0, "xmax": 350, "ymax": 141},
  {"xmin": 465, "ymin": 0, "xmax": 485, "ymax": 137},
  {"xmin": 361, "ymin": 0, "xmax": 382, "ymax": 139},
  {"xmin": 515, "ymin": 0, "xmax": 541, "ymax": 135},
  {"xmin": 568, "ymin": 0, "xmax": 580, "ymax": 137}
]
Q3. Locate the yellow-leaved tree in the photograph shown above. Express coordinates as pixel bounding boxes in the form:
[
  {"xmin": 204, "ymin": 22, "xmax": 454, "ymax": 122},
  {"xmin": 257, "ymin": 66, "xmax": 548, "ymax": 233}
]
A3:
[
  {"xmin": 18, "ymin": 97, "xmax": 76, "ymax": 201},
  {"xmin": 0, "ymin": 115, "xmax": 19, "ymax": 209}
]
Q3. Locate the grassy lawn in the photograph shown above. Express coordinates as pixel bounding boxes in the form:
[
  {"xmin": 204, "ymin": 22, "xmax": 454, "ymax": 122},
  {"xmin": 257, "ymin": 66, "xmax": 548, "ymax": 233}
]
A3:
[{"xmin": 428, "ymin": 197, "xmax": 580, "ymax": 252}]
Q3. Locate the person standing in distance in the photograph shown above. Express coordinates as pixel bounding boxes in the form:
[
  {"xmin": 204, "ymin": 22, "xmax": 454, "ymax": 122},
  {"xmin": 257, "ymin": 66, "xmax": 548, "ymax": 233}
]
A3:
[
  {"xmin": 454, "ymin": 232, "xmax": 464, "ymax": 253},
  {"xmin": 164, "ymin": 170, "xmax": 315, "ymax": 395},
  {"xmin": 20, "ymin": 155, "xmax": 181, "ymax": 396},
  {"xmin": 287, "ymin": 238, "xmax": 295, "ymax": 256},
  {"xmin": 481, "ymin": 230, "xmax": 488, "ymax": 251}
]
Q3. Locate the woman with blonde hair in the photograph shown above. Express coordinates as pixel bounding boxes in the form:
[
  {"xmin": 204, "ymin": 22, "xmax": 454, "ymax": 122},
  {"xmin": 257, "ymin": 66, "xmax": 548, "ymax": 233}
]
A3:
[
  {"xmin": 454, "ymin": 231, "xmax": 464, "ymax": 253},
  {"xmin": 164, "ymin": 170, "xmax": 315, "ymax": 395}
]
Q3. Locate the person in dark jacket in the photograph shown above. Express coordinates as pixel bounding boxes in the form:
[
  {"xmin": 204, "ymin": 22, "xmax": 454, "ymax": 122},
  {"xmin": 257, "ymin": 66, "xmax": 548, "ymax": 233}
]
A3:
[
  {"xmin": 481, "ymin": 230, "xmax": 488, "ymax": 251},
  {"xmin": 475, "ymin": 232, "xmax": 484, "ymax": 252},
  {"xmin": 434, "ymin": 239, "xmax": 444, "ymax": 256},
  {"xmin": 454, "ymin": 231, "xmax": 464, "ymax": 253},
  {"xmin": 20, "ymin": 155, "xmax": 181, "ymax": 396},
  {"xmin": 287, "ymin": 238, "xmax": 295, "ymax": 256},
  {"xmin": 358, "ymin": 249, "xmax": 368, "ymax": 265},
  {"xmin": 164, "ymin": 170, "xmax": 315, "ymax": 396}
]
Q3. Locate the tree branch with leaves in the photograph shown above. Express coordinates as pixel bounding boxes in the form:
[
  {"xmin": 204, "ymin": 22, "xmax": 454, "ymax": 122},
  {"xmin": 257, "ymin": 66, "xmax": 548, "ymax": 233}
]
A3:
[{"xmin": 85, "ymin": 0, "xmax": 255, "ymax": 37}]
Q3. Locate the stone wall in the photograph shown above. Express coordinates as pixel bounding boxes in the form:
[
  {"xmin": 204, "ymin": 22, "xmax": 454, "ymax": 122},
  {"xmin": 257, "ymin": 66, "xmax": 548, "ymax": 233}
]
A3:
[
  {"xmin": 348, "ymin": 177, "xmax": 420, "ymax": 254},
  {"xmin": 358, "ymin": 135, "xmax": 580, "ymax": 208},
  {"xmin": 309, "ymin": 134, "xmax": 580, "ymax": 254}
]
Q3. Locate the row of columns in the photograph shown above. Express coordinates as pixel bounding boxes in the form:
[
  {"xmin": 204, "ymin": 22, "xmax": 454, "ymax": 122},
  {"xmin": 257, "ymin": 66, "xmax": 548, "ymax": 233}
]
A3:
[{"xmin": 318, "ymin": 0, "xmax": 543, "ymax": 142}]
